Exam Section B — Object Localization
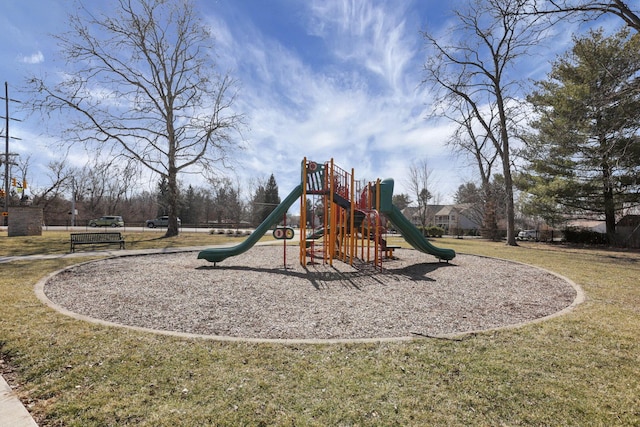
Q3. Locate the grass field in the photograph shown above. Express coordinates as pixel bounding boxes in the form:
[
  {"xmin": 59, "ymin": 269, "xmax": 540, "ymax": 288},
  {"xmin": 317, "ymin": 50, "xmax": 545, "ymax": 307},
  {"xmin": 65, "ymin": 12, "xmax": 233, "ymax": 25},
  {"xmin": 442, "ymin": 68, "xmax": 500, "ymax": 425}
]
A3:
[{"xmin": 1, "ymin": 231, "xmax": 639, "ymax": 426}]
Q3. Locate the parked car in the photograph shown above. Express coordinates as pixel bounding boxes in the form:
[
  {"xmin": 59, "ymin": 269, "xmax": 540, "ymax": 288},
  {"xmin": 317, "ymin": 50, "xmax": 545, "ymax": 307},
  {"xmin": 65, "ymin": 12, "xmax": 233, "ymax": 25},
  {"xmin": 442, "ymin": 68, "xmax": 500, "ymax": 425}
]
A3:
[
  {"xmin": 145, "ymin": 216, "xmax": 181, "ymax": 228},
  {"xmin": 88, "ymin": 215, "xmax": 124, "ymax": 227},
  {"xmin": 517, "ymin": 229, "xmax": 538, "ymax": 241}
]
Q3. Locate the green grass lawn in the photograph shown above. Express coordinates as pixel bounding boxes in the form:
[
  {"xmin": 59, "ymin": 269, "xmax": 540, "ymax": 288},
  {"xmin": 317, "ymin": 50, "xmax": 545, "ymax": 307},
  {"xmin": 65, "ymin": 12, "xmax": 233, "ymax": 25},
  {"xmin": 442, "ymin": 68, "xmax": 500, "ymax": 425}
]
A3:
[
  {"xmin": 0, "ymin": 230, "xmax": 246, "ymax": 256},
  {"xmin": 1, "ymin": 232, "xmax": 639, "ymax": 426}
]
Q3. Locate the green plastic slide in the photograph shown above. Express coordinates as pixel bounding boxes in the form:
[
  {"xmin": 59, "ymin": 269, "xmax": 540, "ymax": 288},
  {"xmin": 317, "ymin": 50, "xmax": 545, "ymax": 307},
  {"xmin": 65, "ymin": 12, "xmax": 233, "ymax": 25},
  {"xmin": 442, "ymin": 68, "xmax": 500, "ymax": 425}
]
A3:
[
  {"xmin": 197, "ymin": 184, "xmax": 303, "ymax": 263},
  {"xmin": 383, "ymin": 204, "xmax": 456, "ymax": 261},
  {"xmin": 379, "ymin": 178, "xmax": 455, "ymax": 261}
]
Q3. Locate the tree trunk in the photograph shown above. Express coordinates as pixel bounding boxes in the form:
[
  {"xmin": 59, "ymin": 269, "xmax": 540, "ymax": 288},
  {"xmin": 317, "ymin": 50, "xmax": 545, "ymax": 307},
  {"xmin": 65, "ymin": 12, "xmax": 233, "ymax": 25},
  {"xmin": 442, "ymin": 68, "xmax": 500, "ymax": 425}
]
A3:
[
  {"xmin": 165, "ymin": 169, "xmax": 179, "ymax": 237},
  {"xmin": 496, "ymin": 88, "xmax": 517, "ymax": 246},
  {"xmin": 165, "ymin": 161, "xmax": 179, "ymax": 237},
  {"xmin": 165, "ymin": 113, "xmax": 179, "ymax": 237},
  {"xmin": 482, "ymin": 186, "xmax": 499, "ymax": 241},
  {"xmin": 503, "ymin": 168, "xmax": 517, "ymax": 246},
  {"xmin": 602, "ymin": 163, "xmax": 617, "ymax": 244}
]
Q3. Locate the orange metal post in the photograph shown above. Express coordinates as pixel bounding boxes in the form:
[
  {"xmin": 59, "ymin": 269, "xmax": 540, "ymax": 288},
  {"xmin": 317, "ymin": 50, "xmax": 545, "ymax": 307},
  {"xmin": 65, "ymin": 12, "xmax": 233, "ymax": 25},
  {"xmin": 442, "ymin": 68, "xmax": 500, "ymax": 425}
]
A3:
[
  {"xmin": 374, "ymin": 179, "xmax": 381, "ymax": 271},
  {"xmin": 327, "ymin": 159, "xmax": 335, "ymax": 265},
  {"xmin": 366, "ymin": 183, "xmax": 372, "ymax": 263},
  {"xmin": 300, "ymin": 158, "xmax": 308, "ymax": 266},
  {"xmin": 360, "ymin": 218, "xmax": 365, "ymax": 261},
  {"xmin": 349, "ymin": 168, "xmax": 355, "ymax": 266}
]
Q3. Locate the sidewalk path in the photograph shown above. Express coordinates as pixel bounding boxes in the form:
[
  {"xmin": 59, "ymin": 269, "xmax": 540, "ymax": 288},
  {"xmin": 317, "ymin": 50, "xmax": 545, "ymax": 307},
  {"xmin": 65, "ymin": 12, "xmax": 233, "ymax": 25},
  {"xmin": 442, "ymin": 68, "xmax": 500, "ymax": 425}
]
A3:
[
  {"xmin": 0, "ymin": 234, "xmax": 298, "ymax": 264},
  {"xmin": 0, "ymin": 245, "xmax": 218, "ymax": 264},
  {"xmin": 0, "ymin": 374, "xmax": 38, "ymax": 426}
]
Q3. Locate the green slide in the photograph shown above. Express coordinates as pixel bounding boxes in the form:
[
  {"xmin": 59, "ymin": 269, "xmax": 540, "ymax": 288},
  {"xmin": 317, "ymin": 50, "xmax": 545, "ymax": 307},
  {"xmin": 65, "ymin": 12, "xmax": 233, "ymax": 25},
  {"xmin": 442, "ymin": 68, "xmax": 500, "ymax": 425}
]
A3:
[
  {"xmin": 379, "ymin": 178, "xmax": 455, "ymax": 262},
  {"xmin": 198, "ymin": 184, "xmax": 303, "ymax": 263},
  {"xmin": 383, "ymin": 204, "xmax": 456, "ymax": 261}
]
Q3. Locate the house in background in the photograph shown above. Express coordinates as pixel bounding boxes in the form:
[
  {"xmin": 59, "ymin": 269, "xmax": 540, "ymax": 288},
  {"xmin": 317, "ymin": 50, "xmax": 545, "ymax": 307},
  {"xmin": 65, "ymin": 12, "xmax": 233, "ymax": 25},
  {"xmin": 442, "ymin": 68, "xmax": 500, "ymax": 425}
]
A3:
[
  {"xmin": 401, "ymin": 204, "xmax": 481, "ymax": 235},
  {"xmin": 565, "ymin": 219, "xmax": 607, "ymax": 234},
  {"xmin": 435, "ymin": 204, "xmax": 480, "ymax": 235},
  {"xmin": 401, "ymin": 205, "xmax": 443, "ymax": 229}
]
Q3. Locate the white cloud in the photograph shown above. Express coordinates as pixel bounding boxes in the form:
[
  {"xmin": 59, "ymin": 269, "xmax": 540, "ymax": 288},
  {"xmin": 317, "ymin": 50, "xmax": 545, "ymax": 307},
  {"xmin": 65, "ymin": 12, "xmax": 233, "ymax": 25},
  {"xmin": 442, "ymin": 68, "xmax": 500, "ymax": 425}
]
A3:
[
  {"xmin": 201, "ymin": 1, "xmax": 465, "ymax": 204},
  {"xmin": 19, "ymin": 50, "xmax": 44, "ymax": 64},
  {"xmin": 307, "ymin": 0, "xmax": 416, "ymax": 92}
]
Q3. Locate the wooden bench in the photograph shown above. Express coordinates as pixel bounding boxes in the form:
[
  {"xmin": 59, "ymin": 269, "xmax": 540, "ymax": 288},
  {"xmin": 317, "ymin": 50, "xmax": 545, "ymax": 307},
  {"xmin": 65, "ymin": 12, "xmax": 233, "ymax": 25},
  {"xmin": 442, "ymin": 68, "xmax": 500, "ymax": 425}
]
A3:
[{"xmin": 70, "ymin": 232, "xmax": 125, "ymax": 253}]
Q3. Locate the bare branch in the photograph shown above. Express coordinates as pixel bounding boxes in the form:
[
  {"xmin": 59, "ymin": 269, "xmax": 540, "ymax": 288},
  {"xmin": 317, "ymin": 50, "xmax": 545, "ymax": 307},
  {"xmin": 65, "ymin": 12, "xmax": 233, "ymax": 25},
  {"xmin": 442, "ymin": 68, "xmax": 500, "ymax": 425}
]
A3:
[
  {"xmin": 526, "ymin": 0, "xmax": 640, "ymax": 32},
  {"xmin": 25, "ymin": 0, "xmax": 245, "ymax": 237},
  {"xmin": 422, "ymin": 0, "xmax": 544, "ymax": 245}
]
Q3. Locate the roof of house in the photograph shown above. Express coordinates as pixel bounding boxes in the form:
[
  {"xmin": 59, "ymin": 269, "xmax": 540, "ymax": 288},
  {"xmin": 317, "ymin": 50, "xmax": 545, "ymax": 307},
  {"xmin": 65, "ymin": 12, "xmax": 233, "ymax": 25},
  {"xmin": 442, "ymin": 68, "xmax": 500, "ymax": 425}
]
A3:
[
  {"xmin": 435, "ymin": 205, "xmax": 454, "ymax": 216},
  {"xmin": 401, "ymin": 205, "xmax": 444, "ymax": 218},
  {"xmin": 566, "ymin": 219, "xmax": 606, "ymax": 232},
  {"xmin": 435, "ymin": 204, "xmax": 474, "ymax": 217}
]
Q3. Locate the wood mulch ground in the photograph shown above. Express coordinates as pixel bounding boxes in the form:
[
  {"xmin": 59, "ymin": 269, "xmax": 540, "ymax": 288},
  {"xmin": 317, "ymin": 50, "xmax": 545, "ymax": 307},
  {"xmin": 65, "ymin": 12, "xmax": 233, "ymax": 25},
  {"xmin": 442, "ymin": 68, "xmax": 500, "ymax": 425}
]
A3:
[{"xmin": 42, "ymin": 247, "xmax": 578, "ymax": 341}]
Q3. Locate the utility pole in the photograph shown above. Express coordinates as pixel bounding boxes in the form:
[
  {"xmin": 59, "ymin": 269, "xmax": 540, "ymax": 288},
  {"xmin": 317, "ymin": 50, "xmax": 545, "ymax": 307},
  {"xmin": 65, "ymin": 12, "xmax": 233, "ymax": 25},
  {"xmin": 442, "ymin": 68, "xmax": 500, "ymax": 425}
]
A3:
[
  {"xmin": 3, "ymin": 82, "xmax": 8, "ymax": 221},
  {"xmin": 0, "ymin": 81, "xmax": 22, "ymax": 225}
]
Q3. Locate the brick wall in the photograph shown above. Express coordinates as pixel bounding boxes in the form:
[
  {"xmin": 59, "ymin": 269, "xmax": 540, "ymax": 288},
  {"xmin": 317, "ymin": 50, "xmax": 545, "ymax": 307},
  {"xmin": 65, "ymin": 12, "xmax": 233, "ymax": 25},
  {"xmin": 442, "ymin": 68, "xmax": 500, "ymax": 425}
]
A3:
[{"xmin": 8, "ymin": 206, "xmax": 43, "ymax": 237}]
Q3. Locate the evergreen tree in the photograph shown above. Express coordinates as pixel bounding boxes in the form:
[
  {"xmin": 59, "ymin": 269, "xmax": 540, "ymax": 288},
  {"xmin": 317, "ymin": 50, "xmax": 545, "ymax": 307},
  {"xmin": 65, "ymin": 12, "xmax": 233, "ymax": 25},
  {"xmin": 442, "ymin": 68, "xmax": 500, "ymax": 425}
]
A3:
[
  {"xmin": 250, "ymin": 184, "xmax": 266, "ymax": 226},
  {"xmin": 522, "ymin": 28, "xmax": 640, "ymax": 241},
  {"xmin": 156, "ymin": 177, "xmax": 169, "ymax": 216},
  {"xmin": 212, "ymin": 178, "xmax": 242, "ymax": 227},
  {"xmin": 181, "ymin": 185, "xmax": 207, "ymax": 226},
  {"xmin": 261, "ymin": 174, "xmax": 281, "ymax": 223},
  {"xmin": 392, "ymin": 194, "xmax": 412, "ymax": 211},
  {"xmin": 181, "ymin": 185, "xmax": 196, "ymax": 225}
]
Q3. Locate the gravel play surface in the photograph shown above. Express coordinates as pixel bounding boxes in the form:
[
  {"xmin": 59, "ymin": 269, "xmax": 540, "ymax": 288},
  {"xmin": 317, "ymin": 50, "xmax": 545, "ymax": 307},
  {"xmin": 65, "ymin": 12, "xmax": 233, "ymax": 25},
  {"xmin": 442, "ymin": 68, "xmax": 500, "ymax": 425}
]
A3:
[{"xmin": 42, "ymin": 246, "xmax": 579, "ymax": 341}]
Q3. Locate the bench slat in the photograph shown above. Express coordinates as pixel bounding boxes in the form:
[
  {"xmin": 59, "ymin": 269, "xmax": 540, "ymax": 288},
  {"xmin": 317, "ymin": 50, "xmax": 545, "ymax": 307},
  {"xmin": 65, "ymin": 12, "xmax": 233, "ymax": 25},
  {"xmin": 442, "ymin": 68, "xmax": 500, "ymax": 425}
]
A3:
[{"xmin": 70, "ymin": 233, "xmax": 125, "ymax": 253}]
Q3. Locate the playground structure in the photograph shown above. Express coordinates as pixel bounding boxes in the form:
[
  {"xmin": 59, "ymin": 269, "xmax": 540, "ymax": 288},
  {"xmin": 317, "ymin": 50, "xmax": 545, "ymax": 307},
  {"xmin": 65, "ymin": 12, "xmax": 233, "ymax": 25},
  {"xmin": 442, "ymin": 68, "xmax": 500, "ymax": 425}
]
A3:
[
  {"xmin": 300, "ymin": 158, "xmax": 396, "ymax": 270},
  {"xmin": 197, "ymin": 158, "xmax": 455, "ymax": 267}
]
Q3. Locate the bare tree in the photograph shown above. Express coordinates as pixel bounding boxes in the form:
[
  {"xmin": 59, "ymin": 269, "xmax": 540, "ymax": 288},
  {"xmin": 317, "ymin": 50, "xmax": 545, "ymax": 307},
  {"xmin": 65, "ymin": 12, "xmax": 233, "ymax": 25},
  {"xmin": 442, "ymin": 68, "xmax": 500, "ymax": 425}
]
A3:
[
  {"xmin": 15, "ymin": 155, "xmax": 32, "ymax": 205},
  {"xmin": 526, "ymin": 0, "xmax": 640, "ymax": 32},
  {"xmin": 31, "ymin": 159, "xmax": 73, "ymax": 217},
  {"xmin": 407, "ymin": 159, "xmax": 434, "ymax": 231},
  {"xmin": 71, "ymin": 158, "xmax": 138, "ymax": 222},
  {"xmin": 422, "ymin": 0, "xmax": 547, "ymax": 245},
  {"xmin": 30, "ymin": 155, "xmax": 84, "ymax": 225},
  {"xmin": 28, "ymin": 0, "xmax": 244, "ymax": 237},
  {"xmin": 447, "ymin": 101, "xmax": 501, "ymax": 239}
]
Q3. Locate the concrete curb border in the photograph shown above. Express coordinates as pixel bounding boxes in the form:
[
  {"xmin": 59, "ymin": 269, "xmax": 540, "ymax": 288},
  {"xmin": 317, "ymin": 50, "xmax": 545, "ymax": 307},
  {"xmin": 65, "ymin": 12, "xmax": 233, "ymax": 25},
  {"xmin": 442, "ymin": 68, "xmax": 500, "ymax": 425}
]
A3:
[{"xmin": 33, "ymin": 249, "xmax": 585, "ymax": 344}]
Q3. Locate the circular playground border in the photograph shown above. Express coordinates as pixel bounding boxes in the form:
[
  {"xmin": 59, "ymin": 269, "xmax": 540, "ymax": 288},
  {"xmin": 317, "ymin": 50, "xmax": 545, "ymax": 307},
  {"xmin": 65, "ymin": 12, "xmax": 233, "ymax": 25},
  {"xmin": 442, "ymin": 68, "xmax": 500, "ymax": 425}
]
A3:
[{"xmin": 35, "ymin": 247, "xmax": 584, "ymax": 344}]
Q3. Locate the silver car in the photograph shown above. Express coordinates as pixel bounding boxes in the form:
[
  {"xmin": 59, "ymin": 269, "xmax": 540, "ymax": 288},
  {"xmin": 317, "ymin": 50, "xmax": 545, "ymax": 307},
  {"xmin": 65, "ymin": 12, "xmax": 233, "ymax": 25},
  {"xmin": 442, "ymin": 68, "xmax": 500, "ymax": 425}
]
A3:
[
  {"xmin": 517, "ymin": 229, "xmax": 537, "ymax": 241},
  {"xmin": 88, "ymin": 215, "xmax": 124, "ymax": 227},
  {"xmin": 145, "ymin": 216, "xmax": 181, "ymax": 228}
]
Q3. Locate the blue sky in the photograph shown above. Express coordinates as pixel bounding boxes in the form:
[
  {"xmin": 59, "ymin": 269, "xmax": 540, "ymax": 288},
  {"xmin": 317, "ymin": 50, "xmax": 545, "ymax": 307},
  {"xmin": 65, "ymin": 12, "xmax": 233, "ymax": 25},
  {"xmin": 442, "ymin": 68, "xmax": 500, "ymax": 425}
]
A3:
[{"xmin": 0, "ymin": 0, "xmax": 624, "ymax": 207}]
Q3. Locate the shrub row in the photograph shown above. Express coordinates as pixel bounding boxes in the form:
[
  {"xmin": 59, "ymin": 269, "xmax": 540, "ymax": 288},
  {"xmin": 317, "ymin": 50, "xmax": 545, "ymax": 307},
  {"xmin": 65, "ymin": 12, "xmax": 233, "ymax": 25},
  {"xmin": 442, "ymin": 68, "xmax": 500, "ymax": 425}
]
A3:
[
  {"xmin": 418, "ymin": 226, "xmax": 445, "ymax": 237},
  {"xmin": 209, "ymin": 229, "xmax": 252, "ymax": 236},
  {"xmin": 563, "ymin": 227, "xmax": 609, "ymax": 245}
]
